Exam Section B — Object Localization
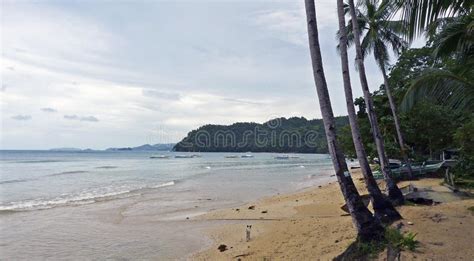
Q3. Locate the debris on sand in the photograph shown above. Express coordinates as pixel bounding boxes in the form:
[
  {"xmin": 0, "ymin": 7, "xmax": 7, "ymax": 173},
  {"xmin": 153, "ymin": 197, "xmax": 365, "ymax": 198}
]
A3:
[{"xmin": 217, "ymin": 244, "xmax": 228, "ymax": 252}]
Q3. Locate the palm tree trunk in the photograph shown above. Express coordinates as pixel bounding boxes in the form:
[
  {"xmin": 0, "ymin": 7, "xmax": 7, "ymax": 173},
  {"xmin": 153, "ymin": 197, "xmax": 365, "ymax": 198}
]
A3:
[
  {"xmin": 380, "ymin": 66, "xmax": 414, "ymax": 179},
  {"xmin": 305, "ymin": 0, "xmax": 384, "ymax": 241},
  {"xmin": 337, "ymin": 0, "xmax": 401, "ymax": 223},
  {"xmin": 347, "ymin": 0, "xmax": 404, "ymax": 205}
]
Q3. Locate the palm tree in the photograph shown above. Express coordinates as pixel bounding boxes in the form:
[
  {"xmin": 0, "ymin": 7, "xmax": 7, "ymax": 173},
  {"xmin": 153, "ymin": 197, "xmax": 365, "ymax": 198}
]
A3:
[
  {"xmin": 336, "ymin": 0, "xmax": 401, "ymax": 222},
  {"xmin": 344, "ymin": 0, "xmax": 414, "ymax": 178},
  {"xmin": 347, "ymin": 0, "xmax": 404, "ymax": 204},
  {"xmin": 305, "ymin": 0, "xmax": 384, "ymax": 241}
]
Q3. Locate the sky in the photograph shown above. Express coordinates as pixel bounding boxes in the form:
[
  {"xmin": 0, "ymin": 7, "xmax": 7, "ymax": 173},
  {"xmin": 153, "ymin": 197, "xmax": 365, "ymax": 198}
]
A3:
[{"xmin": 1, "ymin": 0, "xmax": 397, "ymax": 150}]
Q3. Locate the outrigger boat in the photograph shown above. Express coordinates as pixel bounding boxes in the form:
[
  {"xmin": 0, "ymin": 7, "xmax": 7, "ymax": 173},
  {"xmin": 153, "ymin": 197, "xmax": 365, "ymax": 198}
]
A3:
[
  {"xmin": 372, "ymin": 161, "xmax": 445, "ymax": 180},
  {"xmin": 175, "ymin": 155, "xmax": 194, "ymax": 158}
]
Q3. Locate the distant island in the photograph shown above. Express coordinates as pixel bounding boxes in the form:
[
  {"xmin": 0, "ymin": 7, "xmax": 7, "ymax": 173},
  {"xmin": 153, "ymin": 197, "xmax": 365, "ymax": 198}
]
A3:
[
  {"xmin": 49, "ymin": 147, "xmax": 84, "ymax": 152},
  {"xmin": 173, "ymin": 116, "xmax": 348, "ymax": 153},
  {"xmin": 49, "ymin": 143, "xmax": 175, "ymax": 152},
  {"xmin": 105, "ymin": 143, "xmax": 175, "ymax": 151}
]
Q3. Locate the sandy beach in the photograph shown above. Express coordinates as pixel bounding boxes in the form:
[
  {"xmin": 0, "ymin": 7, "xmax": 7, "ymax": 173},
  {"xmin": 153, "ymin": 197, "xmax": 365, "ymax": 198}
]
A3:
[{"xmin": 192, "ymin": 170, "xmax": 474, "ymax": 260}]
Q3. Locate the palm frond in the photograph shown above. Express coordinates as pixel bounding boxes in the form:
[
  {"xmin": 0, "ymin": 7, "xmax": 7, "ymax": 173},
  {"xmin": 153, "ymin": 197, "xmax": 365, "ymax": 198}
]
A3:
[
  {"xmin": 395, "ymin": 0, "xmax": 472, "ymax": 40},
  {"xmin": 424, "ymin": 17, "xmax": 454, "ymax": 38},
  {"xmin": 432, "ymin": 13, "xmax": 474, "ymax": 60},
  {"xmin": 347, "ymin": 0, "xmax": 408, "ymax": 67},
  {"xmin": 336, "ymin": 9, "xmax": 366, "ymax": 51},
  {"xmin": 373, "ymin": 39, "xmax": 390, "ymax": 69},
  {"xmin": 401, "ymin": 68, "xmax": 474, "ymax": 112},
  {"xmin": 361, "ymin": 31, "xmax": 375, "ymax": 58}
]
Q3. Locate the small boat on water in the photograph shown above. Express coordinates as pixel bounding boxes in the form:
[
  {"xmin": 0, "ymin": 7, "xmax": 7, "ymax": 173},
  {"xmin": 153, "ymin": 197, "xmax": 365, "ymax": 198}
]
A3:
[
  {"xmin": 175, "ymin": 155, "xmax": 194, "ymax": 159},
  {"xmin": 275, "ymin": 155, "xmax": 300, "ymax": 159},
  {"xmin": 150, "ymin": 155, "xmax": 170, "ymax": 159},
  {"xmin": 225, "ymin": 155, "xmax": 239, "ymax": 158},
  {"xmin": 241, "ymin": 154, "xmax": 254, "ymax": 158}
]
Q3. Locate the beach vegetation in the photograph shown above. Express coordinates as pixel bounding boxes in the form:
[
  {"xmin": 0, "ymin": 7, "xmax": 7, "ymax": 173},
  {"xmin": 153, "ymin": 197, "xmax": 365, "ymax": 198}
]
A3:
[
  {"xmin": 452, "ymin": 117, "xmax": 474, "ymax": 186},
  {"xmin": 338, "ymin": 228, "xmax": 419, "ymax": 259},
  {"xmin": 336, "ymin": 0, "xmax": 473, "ymax": 188},
  {"xmin": 467, "ymin": 206, "xmax": 474, "ymax": 213},
  {"xmin": 384, "ymin": 227, "xmax": 419, "ymax": 251},
  {"xmin": 353, "ymin": 240, "xmax": 386, "ymax": 258},
  {"xmin": 337, "ymin": 227, "xmax": 419, "ymax": 260}
]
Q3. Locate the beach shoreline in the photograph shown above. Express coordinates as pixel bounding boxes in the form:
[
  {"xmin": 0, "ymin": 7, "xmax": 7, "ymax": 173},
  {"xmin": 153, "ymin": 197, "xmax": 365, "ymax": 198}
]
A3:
[{"xmin": 190, "ymin": 169, "xmax": 474, "ymax": 260}]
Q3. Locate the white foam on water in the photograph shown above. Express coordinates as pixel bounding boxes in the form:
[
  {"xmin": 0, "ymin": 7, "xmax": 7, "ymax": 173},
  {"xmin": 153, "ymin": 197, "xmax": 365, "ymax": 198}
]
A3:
[
  {"xmin": 150, "ymin": 181, "xmax": 175, "ymax": 188},
  {"xmin": 0, "ymin": 181, "xmax": 176, "ymax": 212}
]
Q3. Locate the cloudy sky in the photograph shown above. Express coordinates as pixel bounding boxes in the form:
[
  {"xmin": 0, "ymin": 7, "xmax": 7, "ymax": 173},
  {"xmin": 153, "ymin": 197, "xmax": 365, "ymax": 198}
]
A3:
[{"xmin": 1, "ymin": 0, "xmax": 392, "ymax": 150}]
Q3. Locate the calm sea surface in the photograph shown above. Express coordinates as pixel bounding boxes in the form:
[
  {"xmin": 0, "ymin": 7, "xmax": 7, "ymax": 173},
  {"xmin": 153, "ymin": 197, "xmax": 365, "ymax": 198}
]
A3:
[{"xmin": 0, "ymin": 150, "xmax": 336, "ymax": 260}]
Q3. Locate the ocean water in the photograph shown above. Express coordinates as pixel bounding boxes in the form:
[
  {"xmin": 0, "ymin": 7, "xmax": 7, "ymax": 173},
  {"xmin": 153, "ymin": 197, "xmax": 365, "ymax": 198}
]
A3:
[{"xmin": 0, "ymin": 150, "xmax": 336, "ymax": 260}]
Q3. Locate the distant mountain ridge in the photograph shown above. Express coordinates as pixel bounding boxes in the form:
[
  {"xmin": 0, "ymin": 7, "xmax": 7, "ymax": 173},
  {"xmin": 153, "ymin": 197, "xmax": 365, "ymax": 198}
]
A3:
[
  {"xmin": 174, "ymin": 116, "xmax": 349, "ymax": 153},
  {"xmin": 49, "ymin": 147, "xmax": 83, "ymax": 152},
  {"xmin": 105, "ymin": 143, "xmax": 175, "ymax": 151},
  {"xmin": 49, "ymin": 143, "xmax": 175, "ymax": 152}
]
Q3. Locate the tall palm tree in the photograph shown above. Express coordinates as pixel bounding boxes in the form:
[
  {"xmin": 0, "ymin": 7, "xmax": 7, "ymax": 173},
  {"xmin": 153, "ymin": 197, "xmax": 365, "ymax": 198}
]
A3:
[
  {"xmin": 305, "ymin": 0, "xmax": 384, "ymax": 241},
  {"xmin": 336, "ymin": 0, "xmax": 401, "ymax": 222},
  {"xmin": 344, "ymin": 0, "xmax": 414, "ymax": 178},
  {"xmin": 347, "ymin": 0, "xmax": 404, "ymax": 204}
]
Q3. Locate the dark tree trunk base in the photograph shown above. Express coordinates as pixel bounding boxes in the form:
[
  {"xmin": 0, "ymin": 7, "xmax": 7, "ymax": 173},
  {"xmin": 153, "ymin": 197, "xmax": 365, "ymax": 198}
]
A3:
[
  {"xmin": 388, "ymin": 186, "xmax": 405, "ymax": 206},
  {"xmin": 373, "ymin": 199, "xmax": 402, "ymax": 224},
  {"xmin": 357, "ymin": 219, "xmax": 385, "ymax": 242}
]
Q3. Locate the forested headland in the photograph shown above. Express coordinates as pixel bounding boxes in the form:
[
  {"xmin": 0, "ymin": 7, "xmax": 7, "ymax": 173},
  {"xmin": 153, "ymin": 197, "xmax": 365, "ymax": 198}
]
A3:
[{"xmin": 173, "ymin": 116, "xmax": 349, "ymax": 153}]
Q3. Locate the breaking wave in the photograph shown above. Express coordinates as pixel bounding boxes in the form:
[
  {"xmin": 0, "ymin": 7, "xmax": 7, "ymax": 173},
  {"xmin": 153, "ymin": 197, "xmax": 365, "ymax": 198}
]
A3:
[{"xmin": 0, "ymin": 181, "xmax": 176, "ymax": 212}]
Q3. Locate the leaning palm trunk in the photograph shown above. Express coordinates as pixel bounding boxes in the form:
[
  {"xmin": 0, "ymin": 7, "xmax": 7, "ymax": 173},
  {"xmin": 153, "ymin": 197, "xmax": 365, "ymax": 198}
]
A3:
[
  {"xmin": 347, "ymin": 0, "xmax": 404, "ymax": 205},
  {"xmin": 305, "ymin": 0, "xmax": 384, "ymax": 241},
  {"xmin": 337, "ymin": 0, "xmax": 401, "ymax": 222},
  {"xmin": 380, "ymin": 66, "xmax": 414, "ymax": 179}
]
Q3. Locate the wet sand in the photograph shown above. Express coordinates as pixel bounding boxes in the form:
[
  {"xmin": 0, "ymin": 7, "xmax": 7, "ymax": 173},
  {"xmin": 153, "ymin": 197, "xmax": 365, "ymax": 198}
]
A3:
[{"xmin": 192, "ymin": 170, "xmax": 474, "ymax": 260}]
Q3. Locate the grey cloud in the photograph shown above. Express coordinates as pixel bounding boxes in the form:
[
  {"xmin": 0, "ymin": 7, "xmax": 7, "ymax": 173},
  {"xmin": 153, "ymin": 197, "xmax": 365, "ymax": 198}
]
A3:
[
  {"xmin": 1, "ymin": 84, "xmax": 6, "ymax": 92},
  {"xmin": 80, "ymin": 116, "xmax": 99, "ymax": 122},
  {"xmin": 222, "ymin": 98, "xmax": 265, "ymax": 106},
  {"xmin": 64, "ymin": 115, "xmax": 79, "ymax": 120},
  {"xmin": 142, "ymin": 89, "xmax": 181, "ymax": 100},
  {"xmin": 11, "ymin": 115, "xmax": 32, "ymax": 121},
  {"xmin": 64, "ymin": 115, "xmax": 99, "ymax": 122},
  {"xmin": 41, "ymin": 107, "xmax": 57, "ymax": 113}
]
